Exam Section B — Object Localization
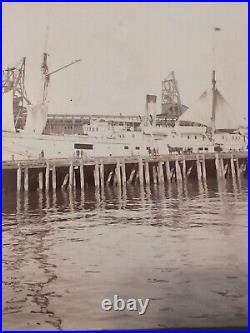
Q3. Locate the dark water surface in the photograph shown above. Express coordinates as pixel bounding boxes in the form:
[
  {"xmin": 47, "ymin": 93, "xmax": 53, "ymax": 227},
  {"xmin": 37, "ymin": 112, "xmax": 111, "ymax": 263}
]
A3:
[{"xmin": 2, "ymin": 179, "xmax": 248, "ymax": 330}]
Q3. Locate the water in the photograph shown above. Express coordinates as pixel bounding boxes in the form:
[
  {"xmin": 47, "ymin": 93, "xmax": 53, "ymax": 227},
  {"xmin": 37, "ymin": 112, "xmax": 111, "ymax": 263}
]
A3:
[{"xmin": 2, "ymin": 179, "xmax": 248, "ymax": 330}]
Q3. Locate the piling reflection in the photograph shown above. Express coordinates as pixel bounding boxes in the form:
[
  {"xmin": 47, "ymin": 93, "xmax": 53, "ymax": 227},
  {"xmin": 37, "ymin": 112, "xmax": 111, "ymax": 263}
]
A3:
[{"xmin": 2, "ymin": 177, "xmax": 248, "ymax": 330}]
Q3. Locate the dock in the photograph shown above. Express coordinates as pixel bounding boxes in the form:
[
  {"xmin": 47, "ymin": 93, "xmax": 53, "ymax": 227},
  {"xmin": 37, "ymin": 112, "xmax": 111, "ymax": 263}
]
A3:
[{"xmin": 2, "ymin": 151, "xmax": 247, "ymax": 193}]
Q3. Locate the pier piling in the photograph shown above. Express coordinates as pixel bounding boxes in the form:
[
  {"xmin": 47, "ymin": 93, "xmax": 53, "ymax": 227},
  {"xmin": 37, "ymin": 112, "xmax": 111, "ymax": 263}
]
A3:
[
  {"xmin": 24, "ymin": 168, "xmax": 29, "ymax": 191},
  {"xmin": 38, "ymin": 171, "xmax": 43, "ymax": 190},
  {"xmin": 45, "ymin": 162, "xmax": 50, "ymax": 191},
  {"xmin": 17, "ymin": 164, "xmax": 22, "ymax": 192}
]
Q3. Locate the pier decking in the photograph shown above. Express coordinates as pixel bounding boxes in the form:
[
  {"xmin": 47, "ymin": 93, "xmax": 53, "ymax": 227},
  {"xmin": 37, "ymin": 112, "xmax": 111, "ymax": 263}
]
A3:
[{"xmin": 2, "ymin": 152, "xmax": 248, "ymax": 192}]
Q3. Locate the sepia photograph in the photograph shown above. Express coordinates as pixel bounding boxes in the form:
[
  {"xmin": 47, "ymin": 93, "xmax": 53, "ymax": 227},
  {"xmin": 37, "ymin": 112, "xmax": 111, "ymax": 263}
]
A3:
[{"xmin": 2, "ymin": 2, "xmax": 248, "ymax": 330}]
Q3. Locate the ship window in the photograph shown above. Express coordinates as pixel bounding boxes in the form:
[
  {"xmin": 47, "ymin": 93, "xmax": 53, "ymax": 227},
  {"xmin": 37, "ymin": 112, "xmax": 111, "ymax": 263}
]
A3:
[
  {"xmin": 187, "ymin": 135, "xmax": 190, "ymax": 139},
  {"xmin": 74, "ymin": 143, "xmax": 93, "ymax": 150},
  {"xmin": 195, "ymin": 136, "xmax": 197, "ymax": 139},
  {"xmin": 205, "ymin": 147, "xmax": 208, "ymax": 151},
  {"xmin": 124, "ymin": 146, "xmax": 129, "ymax": 150},
  {"xmin": 135, "ymin": 146, "xmax": 140, "ymax": 150}
]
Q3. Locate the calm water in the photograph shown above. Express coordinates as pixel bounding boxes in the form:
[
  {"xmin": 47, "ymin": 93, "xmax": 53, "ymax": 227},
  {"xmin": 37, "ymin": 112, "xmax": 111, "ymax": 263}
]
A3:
[{"xmin": 2, "ymin": 179, "xmax": 248, "ymax": 330}]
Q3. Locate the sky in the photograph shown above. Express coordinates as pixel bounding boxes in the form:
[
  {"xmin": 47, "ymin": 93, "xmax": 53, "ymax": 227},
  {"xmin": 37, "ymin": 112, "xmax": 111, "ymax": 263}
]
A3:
[{"xmin": 2, "ymin": 2, "xmax": 248, "ymax": 124}]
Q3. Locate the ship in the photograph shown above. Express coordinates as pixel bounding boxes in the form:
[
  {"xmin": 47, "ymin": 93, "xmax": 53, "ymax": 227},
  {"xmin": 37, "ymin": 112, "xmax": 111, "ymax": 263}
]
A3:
[{"xmin": 2, "ymin": 54, "xmax": 247, "ymax": 162}]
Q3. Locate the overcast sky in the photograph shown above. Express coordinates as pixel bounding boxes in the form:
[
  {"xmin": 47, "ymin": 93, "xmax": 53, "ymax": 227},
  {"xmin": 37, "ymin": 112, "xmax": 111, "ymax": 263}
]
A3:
[{"xmin": 2, "ymin": 2, "xmax": 248, "ymax": 123}]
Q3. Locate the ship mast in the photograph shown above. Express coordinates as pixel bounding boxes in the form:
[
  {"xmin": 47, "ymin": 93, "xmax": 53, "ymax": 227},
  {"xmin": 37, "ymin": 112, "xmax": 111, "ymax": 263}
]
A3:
[
  {"xmin": 211, "ymin": 69, "xmax": 216, "ymax": 137},
  {"xmin": 40, "ymin": 53, "xmax": 81, "ymax": 104},
  {"xmin": 40, "ymin": 52, "xmax": 49, "ymax": 103}
]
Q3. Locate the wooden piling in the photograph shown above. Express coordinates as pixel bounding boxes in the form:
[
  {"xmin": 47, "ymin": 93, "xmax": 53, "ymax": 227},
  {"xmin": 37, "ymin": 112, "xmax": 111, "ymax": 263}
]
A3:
[
  {"xmin": 100, "ymin": 161, "xmax": 104, "ymax": 189},
  {"xmin": 38, "ymin": 171, "xmax": 43, "ymax": 190},
  {"xmin": 106, "ymin": 170, "xmax": 113, "ymax": 186},
  {"xmin": 128, "ymin": 169, "xmax": 136, "ymax": 185},
  {"xmin": 52, "ymin": 165, "xmax": 56, "ymax": 190},
  {"xmin": 182, "ymin": 157, "xmax": 187, "ymax": 181},
  {"xmin": 121, "ymin": 161, "xmax": 126, "ymax": 187},
  {"xmin": 138, "ymin": 159, "xmax": 144, "ymax": 185},
  {"xmin": 152, "ymin": 166, "xmax": 158, "ymax": 184},
  {"xmin": 94, "ymin": 163, "xmax": 100, "ymax": 188},
  {"xmin": 144, "ymin": 161, "xmax": 150, "ymax": 185},
  {"xmin": 235, "ymin": 158, "xmax": 240, "ymax": 178},
  {"xmin": 202, "ymin": 155, "xmax": 207, "ymax": 181},
  {"xmin": 158, "ymin": 161, "xmax": 164, "ymax": 183},
  {"xmin": 230, "ymin": 154, "xmax": 236, "ymax": 181},
  {"xmin": 45, "ymin": 162, "xmax": 50, "ymax": 191},
  {"xmin": 115, "ymin": 161, "xmax": 121, "ymax": 187},
  {"xmin": 196, "ymin": 155, "xmax": 202, "ymax": 182},
  {"xmin": 69, "ymin": 162, "xmax": 74, "ymax": 189},
  {"xmin": 17, "ymin": 164, "xmax": 22, "ymax": 192},
  {"xmin": 186, "ymin": 165, "xmax": 193, "ymax": 178},
  {"xmin": 24, "ymin": 168, "xmax": 29, "ymax": 191},
  {"xmin": 80, "ymin": 163, "xmax": 84, "ymax": 190},
  {"xmin": 165, "ymin": 160, "xmax": 171, "ymax": 183},
  {"xmin": 175, "ymin": 160, "xmax": 182, "ymax": 182},
  {"xmin": 61, "ymin": 173, "xmax": 69, "ymax": 189},
  {"xmin": 215, "ymin": 154, "xmax": 221, "ymax": 178},
  {"xmin": 220, "ymin": 158, "xmax": 225, "ymax": 178}
]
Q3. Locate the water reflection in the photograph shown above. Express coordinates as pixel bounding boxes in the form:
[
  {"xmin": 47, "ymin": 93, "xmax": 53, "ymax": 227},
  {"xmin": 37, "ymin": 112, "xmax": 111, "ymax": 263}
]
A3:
[{"xmin": 2, "ymin": 178, "xmax": 248, "ymax": 330}]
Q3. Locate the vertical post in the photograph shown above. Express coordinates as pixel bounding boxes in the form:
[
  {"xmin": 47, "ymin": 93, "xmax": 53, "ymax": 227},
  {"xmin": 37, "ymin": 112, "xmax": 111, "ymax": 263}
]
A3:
[
  {"xmin": 38, "ymin": 171, "xmax": 43, "ymax": 190},
  {"xmin": 175, "ymin": 159, "xmax": 182, "ymax": 182},
  {"xmin": 17, "ymin": 164, "xmax": 22, "ymax": 192},
  {"xmin": 202, "ymin": 155, "xmax": 207, "ymax": 181},
  {"xmin": 145, "ymin": 161, "xmax": 150, "ymax": 185},
  {"xmin": 24, "ymin": 168, "xmax": 29, "ymax": 191},
  {"xmin": 128, "ymin": 169, "xmax": 136, "ymax": 185},
  {"xmin": 230, "ymin": 154, "xmax": 236, "ymax": 181},
  {"xmin": 61, "ymin": 173, "xmax": 69, "ymax": 189},
  {"xmin": 196, "ymin": 155, "xmax": 202, "ymax": 182},
  {"xmin": 100, "ymin": 161, "xmax": 105, "ymax": 190},
  {"xmin": 138, "ymin": 158, "xmax": 144, "ymax": 185},
  {"xmin": 121, "ymin": 161, "xmax": 126, "ymax": 188},
  {"xmin": 80, "ymin": 162, "xmax": 84, "ymax": 190},
  {"xmin": 94, "ymin": 162, "xmax": 100, "ymax": 188},
  {"xmin": 220, "ymin": 158, "xmax": 225, "ymax": 178},
  {"xmin": 235, "ymin": 158, "xmax": 240, "ymax": 179},
  {"xmin": 52, "ymin": 165, "xmax": 56, "ymax": 190},
  {"xmin": 165, "ymin": 160, "xmax": 171, "ymax": 183},
  {"xmin": 106, "ymin": 170, "xmax": 113, "ymax": 186},
  {"xmin": 152, "ymin": 165, "xmax": 158, "ymax": 184},
  {"xmin": 69, "ymin": 162, "xmax": 74, "ymax": 189},
  {"xmin": 182, "ymin": 157, "xmax": 187, "ymax": 181},
  {"xmin": 158, "ymin": 161, "xmax": 164, "ymax": 183},
  {"xmin": 115, "ymin": 161, "xmax": 121, "ymax": 187},
  {"xmin": 45, "ymin": 162, "xmax": 50, "ymax": 191},
  {"xmin": 215, "ymin": 153, "xmax": 221, "ymax": 178}
]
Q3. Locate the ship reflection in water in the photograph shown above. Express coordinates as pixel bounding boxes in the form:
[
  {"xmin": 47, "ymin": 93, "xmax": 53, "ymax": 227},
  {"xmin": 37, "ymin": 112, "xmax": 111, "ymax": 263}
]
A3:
[{"xmin": 2, "ymin": 179, "xmax": 247, "ymax": 330}]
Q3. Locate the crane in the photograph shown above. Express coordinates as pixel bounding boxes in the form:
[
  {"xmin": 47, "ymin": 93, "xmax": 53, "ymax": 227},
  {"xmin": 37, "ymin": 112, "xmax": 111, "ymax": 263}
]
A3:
[{"xmin": 41, "ymin": 53, "xmax": 81, "ymax": 103}]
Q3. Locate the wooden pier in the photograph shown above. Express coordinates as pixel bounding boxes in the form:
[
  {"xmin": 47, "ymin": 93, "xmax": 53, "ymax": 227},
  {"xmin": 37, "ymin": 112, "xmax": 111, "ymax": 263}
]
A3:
[{"xmin": 2, "ymin": 152, "xmax": 248, "ymax": 192}]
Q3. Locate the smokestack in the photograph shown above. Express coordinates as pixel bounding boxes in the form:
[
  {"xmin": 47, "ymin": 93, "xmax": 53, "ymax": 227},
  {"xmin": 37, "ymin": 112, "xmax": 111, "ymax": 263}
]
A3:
[{"xmin": 146, "ymin": 94, "xmax": 157, "ymax": 126}]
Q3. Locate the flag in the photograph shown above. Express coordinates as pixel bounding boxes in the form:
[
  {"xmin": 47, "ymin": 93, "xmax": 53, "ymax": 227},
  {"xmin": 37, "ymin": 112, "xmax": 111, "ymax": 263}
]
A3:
[{"xmin": 214, "ymin": 27, "xmax": 221, "ymax": 31}]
